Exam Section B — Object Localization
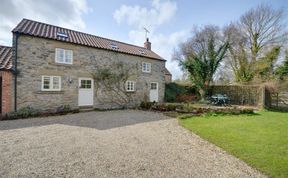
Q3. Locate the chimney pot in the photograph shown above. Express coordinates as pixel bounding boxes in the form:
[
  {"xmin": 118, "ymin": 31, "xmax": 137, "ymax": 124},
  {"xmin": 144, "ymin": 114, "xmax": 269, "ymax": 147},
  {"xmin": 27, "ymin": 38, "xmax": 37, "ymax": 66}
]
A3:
[{"xmin": 144, "ymin": 38, "xmax": 151, "ymax": 50}]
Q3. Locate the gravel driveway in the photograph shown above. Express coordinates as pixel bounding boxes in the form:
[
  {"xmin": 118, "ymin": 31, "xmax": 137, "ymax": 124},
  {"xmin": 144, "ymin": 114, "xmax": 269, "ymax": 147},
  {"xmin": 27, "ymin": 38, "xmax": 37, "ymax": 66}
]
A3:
[{"xmin": 0, "ymin": 110, "xmax": 265, "ymax": 177}]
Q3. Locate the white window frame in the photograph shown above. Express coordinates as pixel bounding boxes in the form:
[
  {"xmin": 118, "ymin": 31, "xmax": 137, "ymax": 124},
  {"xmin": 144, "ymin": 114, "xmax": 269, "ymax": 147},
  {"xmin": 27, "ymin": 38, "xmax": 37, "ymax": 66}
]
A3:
[
  {"xmin": 125, "ymin": 81, "xmax": 135, "ymax": 92},
  {"xmin": 55, "ymin": 48, "xmax": 73, "ymax": 64},
  {"xmin": 142, "ymin": 62, "xmax": 151, "ymax": 73},
  {"xmin": 41, "ymin": 76, "xmax": 61, "ymax": 91}
]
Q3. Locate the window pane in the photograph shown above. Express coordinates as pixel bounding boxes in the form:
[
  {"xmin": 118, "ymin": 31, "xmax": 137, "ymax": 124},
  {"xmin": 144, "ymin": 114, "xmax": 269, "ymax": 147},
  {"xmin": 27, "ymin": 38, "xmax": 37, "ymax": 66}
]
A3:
[
  {"xmin": 151, "ymin": 83, "xmax": 157, "ymax": 90},
  {"xmin": 53, "ymin": 77, "xmax": 60, "ymax": 89},
  {"xmin": 147, "ymin": 63, "xmax": 151, "ymax": 72},
  {"xmin": 126, "ymin": 82, "xmax": 129, "ymax": 90},
  {"xmin": 131, "ymin": 82, "xmax": 134, "ymax": 90},
  {"xmin": 43, "ymin": 77, "xmax": 50, "ymax": 89},
  {"xmin": 81, "ymin": 80, "xmax": 86, "ymax": 88},
  {"xmin": 86, "ymin": 80, "xmax": 91, "ymax": 88},
  {"xmin": 56, "ymin": 49, "xmax": 64, "ymax": 62},
  {"xmin": 126, "ymin": 81, "xmax": 130, "ymax": 91},
  {"xmin": 65, "ymin": 50, "xmax": 72, "ymax": 63}
]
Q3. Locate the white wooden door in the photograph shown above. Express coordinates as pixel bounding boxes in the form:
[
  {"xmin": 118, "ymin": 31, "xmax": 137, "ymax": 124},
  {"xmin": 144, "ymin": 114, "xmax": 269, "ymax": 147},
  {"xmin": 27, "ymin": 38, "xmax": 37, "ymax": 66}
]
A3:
[
  {"xmin": 149, "ymin": 82, "xmax": 159, "ymax": 102},
  {"xmin": 78, "ymin": 78, "xmax": 94, "ymax": 106}
]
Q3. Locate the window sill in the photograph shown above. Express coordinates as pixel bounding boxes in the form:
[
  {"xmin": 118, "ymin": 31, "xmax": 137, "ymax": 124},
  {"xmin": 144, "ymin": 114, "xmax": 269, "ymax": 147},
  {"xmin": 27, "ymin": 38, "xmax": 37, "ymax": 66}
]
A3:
[
  {"xmin": 53, "ymin": 63, "xmax": 74, "ymax": 67},
  {"xmin": 126, "ymin": 90, "xmax": 136, "ymax": 93},
  {"xmin": 35, "ymin": 91, "xmax": 65, "ymax": 94}
]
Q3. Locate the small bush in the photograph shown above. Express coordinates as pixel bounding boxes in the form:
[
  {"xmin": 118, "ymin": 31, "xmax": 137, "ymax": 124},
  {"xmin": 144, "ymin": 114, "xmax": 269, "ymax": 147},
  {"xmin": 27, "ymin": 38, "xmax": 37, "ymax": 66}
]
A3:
[
  {"xmin": 139, "ymin": 101, "xmax": 154, "ymax": 110},
  {"xmin": 175, "ymin": 104, "xmax": 200, "ymax": 113},
  {"xmin": 56, "ymin": 104, "xmax": 72, "ymax": 115},
  {"xmin": 150, "ymin": 103, "xmax": 182, "ymax": 112},
  {"xmin": 0, "ymin": 105, "xmax": 81, "ymax": 120},
  {"xmin": 176, "ymin": 94, "xmax": 198, "ymax": 103},
  {"xmin": 240, "ymin": 108, "xmax": 254, "ymax": 114},
  {"xmin": 71, "ymin": 109, "xmax": 80, "ymax": 113},
  {"xmin": 166, "ymin": 103, "xmax": 178, "ymax": 111},
  {"xmin": 151, "ymin": 103, "xmax": 167, "ymax": 111},
  {"xmin": 2, "ymin": 107, "xmax": 40, "ymax": 120}
]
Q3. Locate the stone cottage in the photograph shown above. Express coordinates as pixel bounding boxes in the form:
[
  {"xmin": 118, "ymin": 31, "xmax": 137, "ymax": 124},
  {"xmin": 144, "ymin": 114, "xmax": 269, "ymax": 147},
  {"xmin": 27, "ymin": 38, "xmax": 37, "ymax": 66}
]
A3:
[{"xmin": 1, "ymin": 19, "xmax": 172, "ymax": 113}]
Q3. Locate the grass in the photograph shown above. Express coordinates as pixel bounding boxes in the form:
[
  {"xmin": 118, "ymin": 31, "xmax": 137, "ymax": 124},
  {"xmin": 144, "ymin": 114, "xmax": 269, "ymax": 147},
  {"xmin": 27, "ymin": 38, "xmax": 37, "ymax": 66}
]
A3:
[{"xmin": 179, "ymin": 110, "xmax": 288, "ymax": 178}]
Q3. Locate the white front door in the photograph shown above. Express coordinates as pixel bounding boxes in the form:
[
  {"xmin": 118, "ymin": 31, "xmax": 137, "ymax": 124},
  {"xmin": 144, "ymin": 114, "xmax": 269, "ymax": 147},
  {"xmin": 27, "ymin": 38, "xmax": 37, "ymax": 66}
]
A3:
[
  {"xmin": 149, "ymin": 82, "xmax": 159, "ymax": 102},
  {"xmin": 78, "ymin": 78, "xmax": 94, "ymax": 106}
]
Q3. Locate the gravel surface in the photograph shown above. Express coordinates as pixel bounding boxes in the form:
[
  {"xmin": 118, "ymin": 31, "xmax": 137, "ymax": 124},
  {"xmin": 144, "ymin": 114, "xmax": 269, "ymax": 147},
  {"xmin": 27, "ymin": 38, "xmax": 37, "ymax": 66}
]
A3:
[{"xmin": 0, "ymin": 110, "xmax": 265, "ymax": 177}]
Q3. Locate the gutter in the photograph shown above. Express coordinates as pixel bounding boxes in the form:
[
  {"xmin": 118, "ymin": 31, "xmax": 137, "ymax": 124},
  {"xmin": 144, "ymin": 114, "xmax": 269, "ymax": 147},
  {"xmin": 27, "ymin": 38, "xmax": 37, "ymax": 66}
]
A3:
[{"xmin": 13, "ymin": 32, "xmax": 20, "ymax": 111}]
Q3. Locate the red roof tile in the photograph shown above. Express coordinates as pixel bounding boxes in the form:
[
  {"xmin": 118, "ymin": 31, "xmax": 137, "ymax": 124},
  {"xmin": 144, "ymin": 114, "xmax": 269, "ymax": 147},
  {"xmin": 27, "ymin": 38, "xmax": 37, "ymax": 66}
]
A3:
[
  {"xmin": 0, "ymin": 45, "xmax": 12, "ymax": 70},
  {"xmin": 12, "ymin": 19, "xmax": 165, "ymax": 61}
]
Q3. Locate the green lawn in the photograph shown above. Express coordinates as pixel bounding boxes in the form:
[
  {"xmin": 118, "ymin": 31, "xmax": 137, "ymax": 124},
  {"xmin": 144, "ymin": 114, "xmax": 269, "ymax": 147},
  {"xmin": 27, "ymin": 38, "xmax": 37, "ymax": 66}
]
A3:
[{"xmin": 179, "ymin": 111, "xmax": 288, "ymax": 178}]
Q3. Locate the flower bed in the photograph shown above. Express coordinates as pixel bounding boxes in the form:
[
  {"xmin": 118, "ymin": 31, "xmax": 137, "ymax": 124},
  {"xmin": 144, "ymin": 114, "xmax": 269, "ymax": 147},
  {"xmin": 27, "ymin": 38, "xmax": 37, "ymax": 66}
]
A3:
[
  {"xmin": 139, "ymin": 102, "xmax": 255, "ymax": 116},
  {"xmin": 0, "ymin": 105, "xmax": 80, "ymax": 120}
]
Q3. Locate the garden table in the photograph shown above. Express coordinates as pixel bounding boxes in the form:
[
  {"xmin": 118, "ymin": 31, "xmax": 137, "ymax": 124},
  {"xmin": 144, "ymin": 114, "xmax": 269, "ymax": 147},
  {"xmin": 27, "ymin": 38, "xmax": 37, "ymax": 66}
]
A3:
[{"xmin": 210, "ymin": 94, "xmax": 230, "ymax": 106}]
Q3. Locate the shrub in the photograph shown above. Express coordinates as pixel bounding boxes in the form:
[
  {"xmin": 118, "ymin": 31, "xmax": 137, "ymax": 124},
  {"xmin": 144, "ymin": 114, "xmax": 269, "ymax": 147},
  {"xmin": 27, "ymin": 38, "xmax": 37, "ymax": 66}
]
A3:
[
  {"xmin": 176, "ymin": 94, "xmax": 198, "ymax": 103},
  {"xmin": 56, "ymin": 104, "xmax": 72, "ymax": 115},
  {"xmin": 0, "ymin": 105, "xmax": 81, "ymax": 120},
  {"xmin": 240, "ymin": 108, "xmax": 254, "ymax": 114},
  {"xmin": 175, "ymin": 103, "xmax": 200, "ymax": 113},
  {"xmin": 165, "ymin": 82, "xmax": 198, "ymax": 102},
  {"xmin": 166, "ymin": 103, "xmax": 178, "ymax": 111},
  {"xmin": 151, "ymin": 103, "xmax": 167, "ymax": 111},
  {"xmin": 150, "ymin": 103, "xmax": 181, "ymax": 111},
  {"xmin": 139, "ymin": 101, "xmax": 154, "ymax": 110},
  {"xmin": 2, "ymin": 107, "xmax": 40, "ymax": 120},
  {"xmin": 165, "ymin": 83, "xmax": 185, "ymax": 102}
]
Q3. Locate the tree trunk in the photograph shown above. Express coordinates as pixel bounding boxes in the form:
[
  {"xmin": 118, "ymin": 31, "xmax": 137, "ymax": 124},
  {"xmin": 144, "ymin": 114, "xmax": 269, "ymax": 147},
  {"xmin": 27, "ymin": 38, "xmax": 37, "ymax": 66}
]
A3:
[{"xmin": 199, "ymin": 89, "xmax": 205, "ymax": 101}]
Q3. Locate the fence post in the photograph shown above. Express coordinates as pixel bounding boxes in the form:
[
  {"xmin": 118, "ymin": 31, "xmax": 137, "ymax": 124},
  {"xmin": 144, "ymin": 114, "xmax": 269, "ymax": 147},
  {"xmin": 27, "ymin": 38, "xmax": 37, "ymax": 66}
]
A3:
[
  {"xmin": 276, "ymin": 93, "xmax": 279, "ymax": 107},
  {"xmin": 260, "ymin": 85, "xmax": 266, "ymax": 109}
]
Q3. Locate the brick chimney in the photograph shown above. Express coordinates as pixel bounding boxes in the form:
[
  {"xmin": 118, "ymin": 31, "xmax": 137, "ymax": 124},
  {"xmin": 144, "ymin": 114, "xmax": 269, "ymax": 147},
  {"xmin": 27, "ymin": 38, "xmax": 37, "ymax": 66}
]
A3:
[{"xmin": 144, "ymin": 38, "xmax": 151, "ymax": 50}]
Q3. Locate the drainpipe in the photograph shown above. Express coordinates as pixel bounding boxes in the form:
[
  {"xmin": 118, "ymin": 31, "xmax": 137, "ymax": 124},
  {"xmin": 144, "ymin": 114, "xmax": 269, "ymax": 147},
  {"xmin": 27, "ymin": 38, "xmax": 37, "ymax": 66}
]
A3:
[{"xmin": 13, "ymin": 32, "xmax": 20, "ymax": 111}]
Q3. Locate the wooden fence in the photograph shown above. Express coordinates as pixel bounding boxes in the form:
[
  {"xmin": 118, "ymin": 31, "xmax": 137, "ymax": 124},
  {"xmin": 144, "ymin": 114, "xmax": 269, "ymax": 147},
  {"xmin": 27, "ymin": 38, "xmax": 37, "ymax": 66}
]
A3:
[
  {"xmin": 265, "ymin": 89, "xmax": 288, "ymax": 110},
  {"xmin": 210, "ymin": 84, "xmax": 288, "ymax": 110}
]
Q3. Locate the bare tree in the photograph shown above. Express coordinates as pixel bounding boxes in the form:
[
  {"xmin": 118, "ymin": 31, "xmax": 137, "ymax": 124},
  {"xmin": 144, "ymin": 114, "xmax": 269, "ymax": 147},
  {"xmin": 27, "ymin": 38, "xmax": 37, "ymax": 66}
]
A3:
[
  {"xmin": 224, "ymin": 4, "xmax": 287, "ymax": 82},
  {"xmin": 224, "ymin": 23, "xmax": 254, "ymax": 82},
  {"xmin": 239, "ymin": 4, "xmax": 287, "ymax": 61}
]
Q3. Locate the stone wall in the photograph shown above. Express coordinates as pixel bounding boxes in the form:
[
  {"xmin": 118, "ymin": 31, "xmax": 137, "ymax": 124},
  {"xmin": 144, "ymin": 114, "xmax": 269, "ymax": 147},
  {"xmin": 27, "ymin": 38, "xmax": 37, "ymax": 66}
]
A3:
[
  {"xmin": 165, "ymin": 74, "xmax": 172, "ymax": 83},
  {"xmin": 16, "ymin": 35, "xmax": 166, "ymax": 111},
  {"xmin": 0, "ymin": 71, "xmax": 13, "ymax": 114}
]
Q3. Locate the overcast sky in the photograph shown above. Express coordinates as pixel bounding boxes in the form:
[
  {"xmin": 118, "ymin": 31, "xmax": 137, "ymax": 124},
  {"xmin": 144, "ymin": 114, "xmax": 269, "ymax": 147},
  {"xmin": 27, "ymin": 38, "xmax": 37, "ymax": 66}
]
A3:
[{"xmin": 0, "ymin": 0, "xmax": 287, "ymax": 79}]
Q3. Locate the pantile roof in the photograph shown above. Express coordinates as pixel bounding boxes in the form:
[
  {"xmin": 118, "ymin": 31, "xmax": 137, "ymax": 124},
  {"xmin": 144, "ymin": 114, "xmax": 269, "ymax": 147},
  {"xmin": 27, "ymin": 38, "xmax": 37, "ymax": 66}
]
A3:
[
  {"xmin": 0, "ymin": 45, "xmax": 12, "ymax": 70},
  {"xmin": 12, "ymin": 19, "xmax": 165, "ymax": 61}
]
